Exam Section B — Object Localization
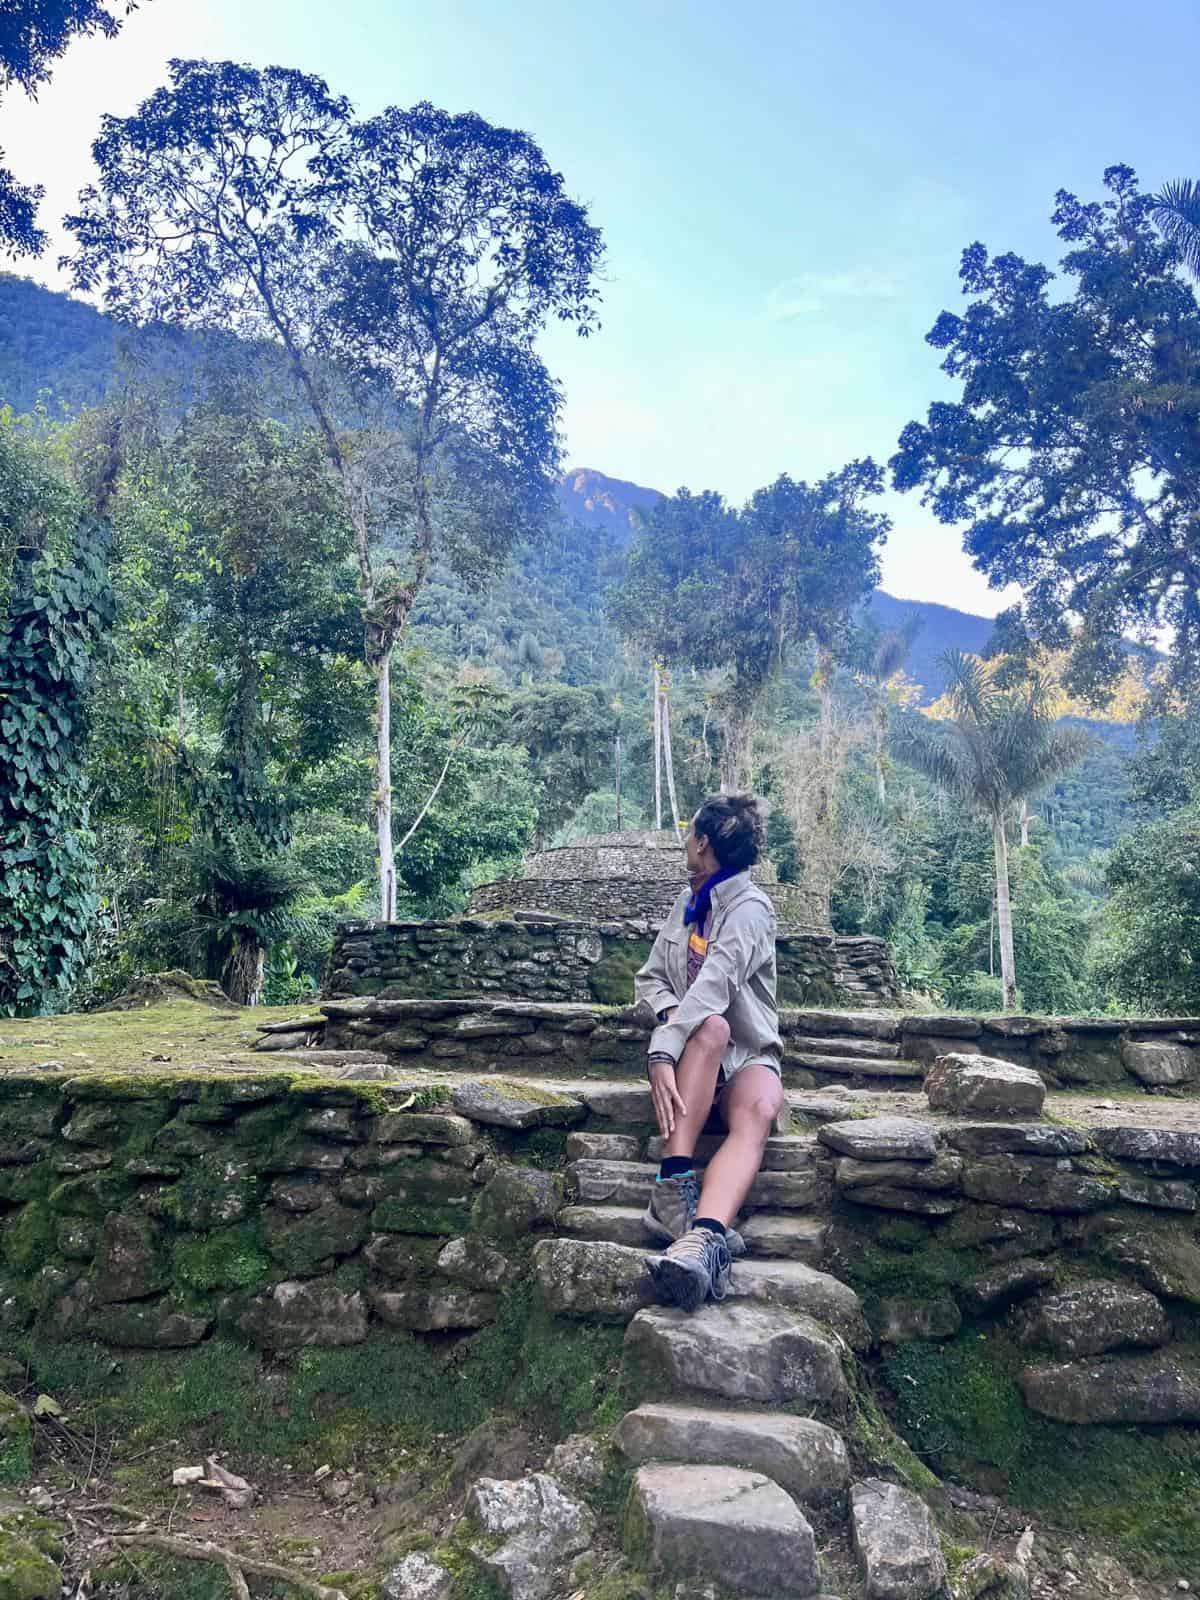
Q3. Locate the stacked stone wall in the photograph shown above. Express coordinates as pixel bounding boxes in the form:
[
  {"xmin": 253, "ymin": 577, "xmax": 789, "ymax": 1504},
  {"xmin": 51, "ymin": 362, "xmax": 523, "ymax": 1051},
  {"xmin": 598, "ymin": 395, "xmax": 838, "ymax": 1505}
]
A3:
[{"xmin": 325, "ymin": 918, "xmax": 896, "ymax": 1007}]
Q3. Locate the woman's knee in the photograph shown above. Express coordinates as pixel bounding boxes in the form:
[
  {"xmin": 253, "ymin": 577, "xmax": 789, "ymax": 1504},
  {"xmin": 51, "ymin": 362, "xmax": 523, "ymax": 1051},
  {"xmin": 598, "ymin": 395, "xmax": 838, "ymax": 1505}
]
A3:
[
  {"xmin": 730, "ymin": 1088, "xmax": 783, "ymax": 1139},
  {"xmin": 696, "ymin": 1014, "xmax": 731, "ymax": 1052}
]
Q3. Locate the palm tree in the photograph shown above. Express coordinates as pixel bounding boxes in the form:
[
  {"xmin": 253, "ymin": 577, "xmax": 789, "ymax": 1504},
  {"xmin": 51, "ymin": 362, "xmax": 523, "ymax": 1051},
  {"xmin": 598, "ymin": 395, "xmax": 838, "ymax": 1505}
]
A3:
[
  {"xmin": 189, "ymin": 831, "xmax": 313, "ymax": 1006},
  {"xmin": 892, "ymin": 652, "xmax": 1091, "ymax": 1009},
  {"xmin": 1152, "ymin": 180, "xmax": 1200, "ymax": 277}
]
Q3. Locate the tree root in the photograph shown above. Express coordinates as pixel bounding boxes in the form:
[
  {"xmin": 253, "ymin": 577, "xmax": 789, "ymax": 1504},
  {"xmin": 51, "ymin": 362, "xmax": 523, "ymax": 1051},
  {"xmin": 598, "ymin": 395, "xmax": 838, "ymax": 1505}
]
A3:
[{"xmin": 103, "ymin": 1532, "xmax": 349, "ymax": 1600}]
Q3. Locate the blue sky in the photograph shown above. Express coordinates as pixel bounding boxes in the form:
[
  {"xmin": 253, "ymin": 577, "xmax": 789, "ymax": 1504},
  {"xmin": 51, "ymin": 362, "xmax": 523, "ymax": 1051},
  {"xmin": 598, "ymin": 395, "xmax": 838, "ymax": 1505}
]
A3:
[{"xmin": 5, "ymin": 0, "xmax": 1198, "ymax": 611}]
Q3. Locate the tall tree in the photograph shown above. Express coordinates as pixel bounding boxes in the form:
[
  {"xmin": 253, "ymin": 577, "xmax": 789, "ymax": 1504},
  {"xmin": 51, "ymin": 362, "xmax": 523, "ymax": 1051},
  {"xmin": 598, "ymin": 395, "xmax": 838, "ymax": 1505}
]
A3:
[
  {"xmin": 857, "ymin": 616, "xmax": 921, "ymax": 805},
  {"xmin": 609, "ymin": 465, "xmax": 888, "ymax": 788},
  {"xmin": 0, "ymin": 0, "xmax": 143, "ymax": 256},
  {"xmin": 892, "ymin": 652, "xmax": 1090, "ymax": 1008},
  {"xmin": 65, "ymin": 59, "xmax": 602, "ymax": 919},
  {"xmin": 892, "ymin": 166, "xmax": 1200, "ymax": 704}
]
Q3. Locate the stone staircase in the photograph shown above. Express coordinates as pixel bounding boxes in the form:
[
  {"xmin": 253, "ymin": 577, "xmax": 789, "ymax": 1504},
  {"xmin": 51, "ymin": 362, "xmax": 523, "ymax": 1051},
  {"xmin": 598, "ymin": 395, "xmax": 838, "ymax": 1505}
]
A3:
[{"xmin": 531, "ymin": 1109, "xmax": 949, "ymax": 1598}]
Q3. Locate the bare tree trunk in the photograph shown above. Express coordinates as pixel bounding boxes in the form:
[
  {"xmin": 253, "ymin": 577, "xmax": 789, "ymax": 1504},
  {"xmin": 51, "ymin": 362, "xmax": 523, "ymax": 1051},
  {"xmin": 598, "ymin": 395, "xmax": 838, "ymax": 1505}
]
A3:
[
  {"xmin": 376, "ymin": 654, "xmax": 395, "ymax": 922},
  {"xmin": 223, "ymin": 938, "xmax": 265, "ymax": 1008},
  {"xmin": 1019, "ymin": 799, "xmax": 1033, "ymax": 848},
  {"xmin": 661, "ymin": 677, "xmax": 682, "ymax": 832},
  {"xmin": 993, "ymin": 814, "xmax": 1017, "ymax": 1009},
  {"xmin": 874, "ymin": 706, "xmax": 887, "ymax": 806},
  {"xmin": 659, "ymin": 665, "xmax": 668, "ymax": 838},
  {"xmin": 614, "ymin": 731, "xmax": 622, "ymax": 831},
  {"xmin": 395, "ymin": 734, "xmax": 465, "ymax": 857}
]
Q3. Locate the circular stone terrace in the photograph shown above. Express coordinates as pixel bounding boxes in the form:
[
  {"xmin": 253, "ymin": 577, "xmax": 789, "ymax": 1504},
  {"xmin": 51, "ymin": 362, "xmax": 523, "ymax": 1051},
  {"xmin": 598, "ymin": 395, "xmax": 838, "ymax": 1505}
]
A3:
[{"xmin": 467, "ymin": 830, "xmax": 828, "ymax": 934}]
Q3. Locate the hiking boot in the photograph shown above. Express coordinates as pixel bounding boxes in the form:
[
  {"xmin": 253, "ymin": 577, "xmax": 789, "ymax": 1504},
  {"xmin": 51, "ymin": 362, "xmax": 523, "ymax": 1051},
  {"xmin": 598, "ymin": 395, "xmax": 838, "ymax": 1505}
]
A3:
[
  {"xmin": 642, "ymin": 1172, "xmax": 746, "ymax": 1258},
  {"xmin": 642, "ymin": 1171, "xmax": 701, "ymax": 1244},
  {"xmin": 647, "ymin": 1226, "xmax": 732, "ymax": 1313}
]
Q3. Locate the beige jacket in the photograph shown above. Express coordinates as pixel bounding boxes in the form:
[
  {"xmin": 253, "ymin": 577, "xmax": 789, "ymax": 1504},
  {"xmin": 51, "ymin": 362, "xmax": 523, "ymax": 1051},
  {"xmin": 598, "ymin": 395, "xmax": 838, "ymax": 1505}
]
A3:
[{"xmin": 634, "ymin": 871, "xmax": 782, "ymax": 1076}]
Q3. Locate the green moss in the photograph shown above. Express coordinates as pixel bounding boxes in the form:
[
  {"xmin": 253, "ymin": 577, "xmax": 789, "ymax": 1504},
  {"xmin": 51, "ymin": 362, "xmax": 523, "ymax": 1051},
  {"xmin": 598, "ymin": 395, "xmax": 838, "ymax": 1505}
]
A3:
[
  {"xmin": 588, "ymin": 942, "xmax": 651, "ymax": 1007},
  {"xmin": 520, "ymin": 1128, "xmax": 568, "ymax": 1169},
  {"xmin": 843, "ymin": 1360, "xmax": 940, "ymax": 1497},
  {"xmin": 0, "ymin": 1530, "xmax": 60, "ymax": 1600},
  {"xmin": 885, "ymin": 1332, "xmax": 1200, "ymax": 1577},
  {"xmin": 2, "ymin": 1202, "xmax": 56, "ymax": 1276},
  {"xmin": 173, "ymin": 1225, "xmax": 272, "ymax": 1292},
  {"xmin": 94, "ymin": 1552, "xmax": 293, "ymax": 1599},
  {"xmin": 0, "ymin": 1393, "xmax": 32, "ymax": 1483},
  {"xmin": 372, "ymin": 1198, "xmax": 473, "ymax": 1235}
]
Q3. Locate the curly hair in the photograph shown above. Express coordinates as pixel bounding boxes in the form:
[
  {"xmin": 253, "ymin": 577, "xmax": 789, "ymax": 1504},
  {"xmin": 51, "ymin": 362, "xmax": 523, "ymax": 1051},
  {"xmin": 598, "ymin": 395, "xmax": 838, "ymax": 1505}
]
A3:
[{"xmin": 692, "ymin": 793, "xmax": 766, "ymax": 872}]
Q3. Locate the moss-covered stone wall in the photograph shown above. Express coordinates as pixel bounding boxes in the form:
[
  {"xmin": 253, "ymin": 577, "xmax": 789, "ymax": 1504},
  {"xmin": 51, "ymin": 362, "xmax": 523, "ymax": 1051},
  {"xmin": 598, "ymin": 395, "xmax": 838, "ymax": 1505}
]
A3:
[
  {"xmin": 324, "ymin": 918, "xmax": 899, "ymax": 1008},
  {"xmin": 0, "ymin": 1072, "xmax": 582, "ymax": 1356}
]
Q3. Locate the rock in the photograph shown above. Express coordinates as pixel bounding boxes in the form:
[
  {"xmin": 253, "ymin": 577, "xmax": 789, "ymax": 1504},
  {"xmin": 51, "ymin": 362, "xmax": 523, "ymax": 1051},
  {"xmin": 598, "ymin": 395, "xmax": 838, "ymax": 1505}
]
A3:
[
  {"xmin": 228, "ymin": 1280, "xmax": 368, "ymax": 1348},
  {"xmin": 0, "ymin": 1529, "xmax": 61, "ymax": 1600},
  {"xmin": 93, "ymin": 1300, "xmax": 212, "ymax": 1348},
  {"xmin": 944, "ymin": 1123, "xmax": 1087, "ymax": 1157},
  {"xmin": 952, "ymin": 1552, "xmax": 1030, "ymax": 1599},
  {"xmin": 850, "ymin": 1477, "xmax": 948, "ymax": 1599},
  {"xmin": 1020, "ymin": 1352, "xmax": 1200, "ymax": 1423},
  {"xmin": 556, "ymin": 1204, "xmax": 652, "ymax": 1249},
  {"xmin": 452, "ymin": 1080, "xmax": 584, "ymax": 1130},
  {"xmin": 1121, "ymin": 1040, "xmax": 1198, "ymax": 1087},
  {"xmin": 449, "ymin": 1420, "xmax": 534, "ymax": 1492},
  {"xmin": 628, "ymin": 1463, "xmax": 820, "ymax": 1597},
  {"xmin": 565, "ymin": 1132, "xmax": 642, "ymax": 1162},
  {"xmin": 836, "ymin": 1155, "xmax": 962, "ymax": 1191},
  {"xmin": 878, "ymin": 1295, "xmax": 961, "ymax": 1342},
  {"xmin": 371, "ymin": 1287, "xmax": 498, "ymax": 1330},
  {"xmin": 364, "ymin": 1234, "xmax": 440, "ymax": 1280},
  {"xmin": 845, "ymin": 1184, "xmax": 962, "ymax": 1217},
  {"xmin": 731, "ymin": 1260, "xmax": 870, "ymax": 1347},
  {"xmin": 532, "ymin": 1238, "xmax": 654, "ymax": 1322},
  {"xmin": 819, "ymin": 1117, "xmax": 938, "ymax": 1161},
  {"xmin": 437, "ymin": 1236, "xmax": 518, "ymax": 1290},
  {"xmin": 624, "ymin": 1303, "xmax": 846, "ymax": 1407},
  {"xmin": 925, "ymin": 1054, "xmax": 1046, "ymax": 1118},
  {"xmin": 546, "ymin": 1433, "xmax": 606, "ymax": 1489},
  {"xmin": 93, "ymin": 1212, "xmax": 168, "ymax": 1303},
  {"xmin": 942, "ymin": 1205, "xmax": 1056, "ymax": 1260},
  {"xmin": 739, "ymin": 1214, "xmax": 828, "ymax": 1264},
  {"xmin": 647, "ymin": 1133, "xmax": 819, "ymax": 1172},
  {"xmin": 1015, "ymin": 1280, "xmax": 1168, "ymax": 1357},
  {"xmin": 373, "ymin": 1112, "xmax": 476, "ymax": 1146},
  {"xmin": 577, "ymin": 1084, "xmax": 653, "ymax": 1123},
  {"xmin": 468, "ymin": 1472, "xmax": 595, "ymax": 1600},
  {"xmin": 474, "ymin": 1166, "xmax": 564, "ymax": 1239},
  {"xmin": 1094, "ymin": 1126, "xmax": 1200, "ymax": 1168},
  {"xmin": 263, "ymin": 1199, "xmax": 368, "ymax": 1276},
  {"xmin": 1116, "ymin": 1176, "xmax": 1197, "ymax": 1212},
  {"xmin": 960, "ymin": 1258, "xmax": 1056, "ymax": 1316},
  {"xmin": 1098, "ymin": 1227, "xmax": 1200, "ymax": 1305},
  {"xmin": 568, "ymin": 1159, "xmax": 661, "ymax": 1207},
  {"xmin": 381, "ymin": 1552, "xmax": 454, "ymax": 1600},
  {"xmin": 959, "ymin": 1156, "xmax": 1110, "ymax": 1213},
  {"xmin": 615, "ymin": 1401, "xmax": 849, "ymax": 1504},
  {"xmin": 902, "ymin": 1015, "xmax": 983, "ymax": 1038}
]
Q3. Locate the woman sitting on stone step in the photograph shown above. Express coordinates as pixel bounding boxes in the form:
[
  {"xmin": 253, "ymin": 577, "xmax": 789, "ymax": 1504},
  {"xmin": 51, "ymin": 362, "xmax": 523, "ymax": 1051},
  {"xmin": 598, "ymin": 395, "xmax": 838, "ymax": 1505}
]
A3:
[{"xmin": 636, "ymin": 793, "xmax": 783, "ymax": 1312}]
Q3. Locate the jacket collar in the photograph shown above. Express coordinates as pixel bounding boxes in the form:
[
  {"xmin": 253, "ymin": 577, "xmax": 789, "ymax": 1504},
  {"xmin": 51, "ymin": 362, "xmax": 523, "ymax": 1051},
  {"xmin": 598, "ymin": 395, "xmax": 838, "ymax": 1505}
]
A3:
[{"xmin": 707, "ymin": 870, "xmax": 755, "ymax": 913}]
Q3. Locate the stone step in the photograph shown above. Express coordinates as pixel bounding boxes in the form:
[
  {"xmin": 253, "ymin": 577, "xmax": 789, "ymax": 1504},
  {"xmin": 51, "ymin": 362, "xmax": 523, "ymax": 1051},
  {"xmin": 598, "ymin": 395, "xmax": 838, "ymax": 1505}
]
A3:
[
  {"xmin": 557, "ymin": 1204, "xmax": 829, "ymax": 1264},
  {"xmin": 624, "ymin": 1302, "xmax": 847, "ymax": 1407},
  {"xmin": 615, "ymin": 1402, "xmax": 850, "ymax": 1506},
  {"xmin": 567, "ymin": 1159, "xmax": 821, "ymax": 1212},
  {"xmin": 627, "ymin": 1463, "xmax": 822, "ymax": 1598},
  {"xmin": 644, "ymin": 1133, "xmax": 820, "ymax": 1172},
  {"xmin": 785, "ymin": 1010, "xmax": 899, "ymax": 1040},
  {"xmin": 851, "ymin": 1479, "xmax": 948, "ymax": 1598},
  {"xmin": 786, "ymin": 1034, "xmax": 900, "ymax": 1060},
  {"xmin": 535, "ymin": 1237, "xmax": 866, "ymax": 1341},
  {"xmin": 791, "ymin": 1052, "xmax": 925, "ymax": 1080}
]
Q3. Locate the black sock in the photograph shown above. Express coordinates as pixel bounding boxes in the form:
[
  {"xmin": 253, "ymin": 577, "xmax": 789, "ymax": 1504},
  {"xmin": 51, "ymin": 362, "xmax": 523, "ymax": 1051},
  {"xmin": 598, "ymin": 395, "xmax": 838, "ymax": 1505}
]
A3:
[
  {"xmin": 658, "ymin": 1156, "xmax": 694, "ymax": 1181},
  {"xmin": 694, "ymin": 1217, "xmax": 726, "ymax": 1237}
]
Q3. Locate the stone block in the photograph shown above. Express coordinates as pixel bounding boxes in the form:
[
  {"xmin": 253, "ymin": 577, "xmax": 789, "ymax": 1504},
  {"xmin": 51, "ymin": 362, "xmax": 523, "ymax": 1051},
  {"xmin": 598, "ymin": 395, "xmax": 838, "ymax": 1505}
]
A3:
[
  {"xmin": 92, "ymin": 1300, "xmax": 212, "ymax": 1348},
  {"xmin": 469, "ymin": 1472, "xmax": 594, "ymax": 1600},
  {"xmin": 615, "ymin": 1401, "xmax": 850, "ymax": 1504},
  {"xmin": 960, "ymin": 1258, "xmax": 1055, "ymax": 1316},
  {"xmin": 628, "ymin": 1463, "xmax": 821, "ymax": 1597},
  {"xmin": 93, "ymin": 1212, "xmax": 168, "ymax": 1303},
  {"xmin": 818, "ymin": 1118, "xmax": 938, "ymax": 1161},
  {"xmin": 730, "ymin": 1260, "xmax": 869, "ymax": 1347},
  {"xmin": 452, "ymin": 1080, "xmax": 584, "ymax": 1130},
  {"xmin": 1020, "ymin": 1352, "xmax": 1200, "ymax": 1424},
  {"xmin": 1095, "ymin": 1126, "xmax": 1200, "ymax": 1167},
  {"xmin": 474, "ymin": 1166, "xmax": 564, "ymax": 1239},
  {"xmin": 364, "ymin": 1234, "xmax": 441, "ymax": 1280},
  {"xmin": 1015, "ymin": 1279, "xmax": 1168, "ymax": 1357},
  {"xmin": 959, "ymin": 1155, "xmax": 1109, "ymax": 1213},
  {"xmin": 925, "ymin": 1053, "xmax": 1046, "ymax": 1118},
  {"xmin": 944, "ymin": 1122, "xmax": 1087, "ymax": 1157},
  {"xmin": 1121, "ymin": 1040, "xmax": 1198, "ymax": 1086},
  {"xmin": 565, "ymin": 1132, "xmax": 642, "ymax": 1163},
  {"xmin": 370, "ymin": 1287, "xmax": 498, "ymax": 1331},
  {"xmin": 381, "ymin": 1552, "xmax": 454, "ymax": 1600},
  {"xmin": 532, "ymin": 1238, "xmax": 655, "ymax": 1322},
  {"xmin": 226, "ymin": 1280, "xmax": 368, "ymax": 1348},
  {"xmin": 263, "ymin": 1199, "xmax": 368, "ymax": 1276},
  {"xmin": 942, "ymin": 1204, "xmax": 1057, "ymax": 1259},
  {"xmin": 623, "ymin": 1303, "xmax": 846, "ymax": 1407},
  {"xmin": 878, "ymin": 1295, "xmax": 961, "ymax": 1342},
  {"xmin": 850, "ymin": 1477, "xmax": 947, "ymax": 1599},
  {"xmin": 1099, "ymin": 1226, "xmax": 1200, "ymax": 1305},
  {"xmin": 437, "ymin": 1236, "xmax": 518, "ymax": 1290},
  {"xmin": 739, "ymin": 1214, "xmax": 828, "ymax": 1264},
  {"xmin": 836, "ymin": 1155, "xmax": 962, "ymax": 1192}
]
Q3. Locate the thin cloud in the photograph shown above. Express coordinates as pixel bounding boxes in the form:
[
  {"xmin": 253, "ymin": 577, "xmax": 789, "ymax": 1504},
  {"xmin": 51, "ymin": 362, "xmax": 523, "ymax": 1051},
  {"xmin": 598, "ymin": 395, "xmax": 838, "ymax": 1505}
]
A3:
[{"xmin": 766, "ymin": 267, "xmax": 901, "ymax": 321}]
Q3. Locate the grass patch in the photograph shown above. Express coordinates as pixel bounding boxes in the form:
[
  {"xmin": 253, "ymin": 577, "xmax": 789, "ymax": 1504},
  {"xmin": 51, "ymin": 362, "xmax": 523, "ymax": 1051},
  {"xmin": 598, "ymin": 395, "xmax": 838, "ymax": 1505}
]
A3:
[{"xmin": 885, "ymin": 1333, "xmax": 1200, "ymax": 1577}]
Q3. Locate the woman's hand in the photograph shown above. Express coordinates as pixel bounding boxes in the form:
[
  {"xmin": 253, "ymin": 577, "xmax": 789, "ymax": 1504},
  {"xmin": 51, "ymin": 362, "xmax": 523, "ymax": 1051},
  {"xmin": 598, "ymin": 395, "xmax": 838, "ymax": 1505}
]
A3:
[{"xmin": 648, "ymin": 1056, "xmax": 686, "ymax": 1137}]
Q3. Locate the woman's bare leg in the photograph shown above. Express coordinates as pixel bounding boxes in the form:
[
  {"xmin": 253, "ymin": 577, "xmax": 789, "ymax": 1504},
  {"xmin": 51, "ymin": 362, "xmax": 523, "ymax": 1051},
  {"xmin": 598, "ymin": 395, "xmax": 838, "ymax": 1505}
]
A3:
[
  {"xmin": 693, "ymin": 1064, "xmax": 784, "ymax": 1226},
  {"xmin": 661, "ymin": 1015, "xmax": 729, "ymax": 1157}
]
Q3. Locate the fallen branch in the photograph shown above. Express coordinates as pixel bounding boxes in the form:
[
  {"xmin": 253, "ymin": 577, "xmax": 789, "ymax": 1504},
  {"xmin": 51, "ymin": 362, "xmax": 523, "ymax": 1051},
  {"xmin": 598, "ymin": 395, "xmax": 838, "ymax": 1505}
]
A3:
[{"xmin": 105, "ymin": 1533, "xmax": 348, "ymax": 1600}]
